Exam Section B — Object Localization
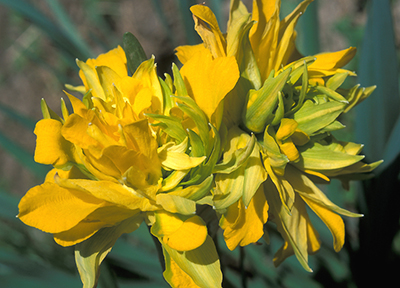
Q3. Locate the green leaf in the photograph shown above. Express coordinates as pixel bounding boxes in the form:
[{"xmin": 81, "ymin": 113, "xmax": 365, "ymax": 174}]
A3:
[
  {"xmin": 355, "ymin": 0, "xmax": 400, "ymax": 162},
  {"xmin": 123, "ymin": 32, "xmax": 147, "ymax": 75}
]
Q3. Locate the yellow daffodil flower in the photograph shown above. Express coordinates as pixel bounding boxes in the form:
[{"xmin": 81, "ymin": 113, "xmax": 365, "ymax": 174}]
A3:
[
  {"xmin": 18, "ymin": 44, "xmax": 239, "ymax": 288},
  {"xmin": 176, "ymin": 0, "xmax": 382, "ymax": 272}
]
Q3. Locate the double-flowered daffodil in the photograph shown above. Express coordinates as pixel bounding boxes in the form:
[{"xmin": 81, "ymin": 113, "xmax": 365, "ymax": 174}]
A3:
[
  {"xmin": 18, "ymin": 39, "xmax": 239, "ymax": 287},
  {"xmin": 176, "ymin": 0, "xmax": 382, "ymax": 272},
  {"xmin": 19, "ymin": 0, "xmax": 381, "ymax": 286}
]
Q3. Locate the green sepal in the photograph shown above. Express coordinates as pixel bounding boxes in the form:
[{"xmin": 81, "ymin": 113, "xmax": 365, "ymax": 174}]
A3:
[
  {"xmin": 265, "ymin": 180, "xmax": 313, "ymax": 272},
  {"xmin": 243, "ymin": 68, "xmax": 291, "ymax": 133},
  {"xmin": 123, "ymin": 32, "xmax": 147, "ymax": 75},
  {"xmin": 316, "ymin": 120, "xmax": 346, "ymax": 134},
  {"xmin": 183, "ymin": 124, "xmax": 220, "ymax": 186},
  {"xmin": 156, "ymin": 194, "xmax": 197, "ymax": 215},
  {"xmin": 286, "ymin": 60, "xmax": 310, "ymax": 117}
]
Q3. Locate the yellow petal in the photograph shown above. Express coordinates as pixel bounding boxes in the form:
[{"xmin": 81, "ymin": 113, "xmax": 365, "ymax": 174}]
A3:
[
  {"xmin": 64, "ymin": 91, "xmax": 88, "ymax": 116},
  {"xmin": 18, "ymin": 182, "xmax": 105, "ymax": 234},
  {"xmin": 85, "ymin": 45, "xmax": 127, "ymax": 78},
  {"xmin": 132, "ymin": 57, "xmax": 163, "ymax": 114},
  {"xmin": 279, "ymin": 139, "xmax": 300, "ymax": 162},
  {"xmin": 220, "ymin": 185, "xmax": 269, "ymax": 250},
  {"xmin": 61, "ymin": 113, "xmax": 98, "ymax": 149},
  {"xmin": 158, "ymin": 149, "xmax": 206, "ymax": 171},
  {"xmin": 162, "ymin": 235, "xmax": 222, "ymax": 288},
  {"xmin": 276, "ymin": 118, "xmax": 298, "ymax": 141},
  {"xmin": 54, "ymin": 205, "xmax": 139, "ymax": 246},
  {"xmin": 33, "ymin": 119, "xmax": 73, "ymax": 166},
  {"xmin": 151, "ymin": 212, "xmax": 207, "ymax": 251},
  {"xmin": 156, "ymin": 193, "xmax": 197, "ymax": 215},
  {"xmin": 162, "ymin": 249, "xmax": 201, "ymax": 288},
  {"xmin": 309, "ymin": 47, "xmax": 357, "ymax": 77},
  {"xmin": 180, "ymin": 48, "xmax": 239, "ymax": 121},
  {"xmin": 55, "ymin": 177, "xmax": 149, "ymax": 210},
  {"xmin": 175, "ymin": 44, "xmax": 207, "ymax": 65},
  {"xmin": 163, "ymin": 216, "xmax": 207, "ymax": 251},
  {"xmin": 190, "ymin": 5, "xmax": 226, "ymax": 58},
  {"xmin": 301, "ymin": 197, "xmax": 345, "ymax": 252}
]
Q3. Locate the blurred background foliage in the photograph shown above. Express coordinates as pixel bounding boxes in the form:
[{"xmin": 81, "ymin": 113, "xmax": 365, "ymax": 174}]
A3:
[{"xmin": 0, "ymin": 0, "xmax": 399, "ymax": 287}]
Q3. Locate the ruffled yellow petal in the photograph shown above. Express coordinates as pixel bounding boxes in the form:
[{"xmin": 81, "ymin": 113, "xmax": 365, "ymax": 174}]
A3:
[
  {"xmin": 54, "ymin": 205, "xmax": 139, "ymax": 246},
  {"xmin": 220, "ymin": 185, "xmax": 269, "ymax": 250},
  {"xmin": 162, "ymin": 235, "xmax": 222, "ymax": 288},
  {"xmin": 190, "ymin": 5, "xmax": 226, "ymax": 58},
  {"xmin": 55, "ymin": 177, "xmax": 150, "ymax": 210},
  {"xmin": 301, "ymin": 197, "xmax": 345, "ymax": 252},
  {"xmin": 175, "ymin": 44, "xmax": 208, "ymax": 65},
  {"xmin": 151, "ymin": 212, "xmax": 207, "ymax": 251},
  {"xmin": 84, "ymin": 45, "xmax": 127, "ymax": 78},
  {"xmin": 308, "ymin": 47, "xmax": 357, "ymax": 78},
  {"xmin": 163, "ymin": 250, "xmax": 201, "ymax": 288},
  {"xmin": 34, "ymin": 119, "xmax": 73, "ymax": 166},
  {"xmin": 180, "ymin": 48, "xmax": 239, "ymax": 122},
  {"xmin": 18, "ymin": 182, "xmax": 105, "ymax": 234}
]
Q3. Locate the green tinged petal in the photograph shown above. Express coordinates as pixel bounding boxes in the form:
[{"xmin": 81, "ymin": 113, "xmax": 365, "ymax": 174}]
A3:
[
  {"xmin": 162, "ymin": 235, "xmax": 222, "ymax": 288},
  {"xmin": 293, "ymin": 100, "xmax": 346, "ymax": 135},
  {"xmin": 75, "ymin": 216, "xmax": 143, "ymax": 288},
  {"xmin": 243, "ymin": 68, "xmax": 291, "ymax": 133}
]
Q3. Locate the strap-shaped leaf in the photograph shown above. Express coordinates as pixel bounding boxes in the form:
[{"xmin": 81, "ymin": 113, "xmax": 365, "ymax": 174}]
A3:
[{"xmin": 123, "ymin": 32, "xmax": 147, "ymax": 75}]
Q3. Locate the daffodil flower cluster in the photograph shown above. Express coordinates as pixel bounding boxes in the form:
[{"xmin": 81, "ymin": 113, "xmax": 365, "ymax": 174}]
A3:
[{"xmin": 18, "ymin": 0, "xmax": 381, "ymax": 287}]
